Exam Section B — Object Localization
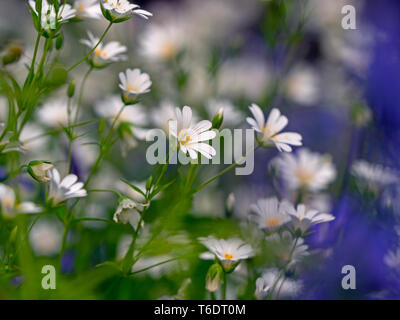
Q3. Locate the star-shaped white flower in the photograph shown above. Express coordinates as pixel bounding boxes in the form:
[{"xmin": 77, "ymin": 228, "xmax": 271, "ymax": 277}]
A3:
[
  {"xmin": 199, "ymin": 236, "xmax": 255, "ymax": 272},
  {"xmin": 29, "ymin": 0, "xmax": 76, "ymax": 32},
  {"xmin": 169, "ymin": 106, "xmax": 217, "ymax": 160},
  {"xmin": 74, "ymin": 0, "xmax": 102, "ymax": 20},
  {"xmin": 119, "ymin": 68, "xmax": 152, "ymax": 103},
  {"xmin": 101, "ymin": 0, "xmax": 152, "ymax": 22},
  {"xmin": 283, "ymin": 202, "xmax": 335, "ymax": 233},
  {"xmin": 113, "ymin": 198, "xmax": 142, "ymax": 231},
  {"xmin": 247, "ymin": 104, "xmax": 302, "ymax": 152},
  {"xmin": 0, "ymin": 184, "xmax": 41, "ymax": 218},
  {"xmin": 81, "ymin": 32, "xmax": 127, "ymax": 67},
  {"xmin": 273, "ymin": 148, "xmax": 336, "ymax": 192},
  {"xmin": 249, "ymin": 197, "xmax": 290, "ymax": 231},
  {"xmin": 47, "ymin": 168, "xmax": 87, "ymax": 205}
]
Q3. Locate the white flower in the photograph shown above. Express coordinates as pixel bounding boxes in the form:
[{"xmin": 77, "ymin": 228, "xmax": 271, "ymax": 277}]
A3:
[
  {"xmin": 247, "ymin": 104, "xmax": 302, "ymax": 152},
  {"xmin": 29, "ymin": 220, "xmax": 62, "ymax": 256},
  {"xmin": 169, "ymin": 106, "xmax": 217, "ymax": 160},
  {"xmin": 199, "ymin": 236, "xmax": 255, "ymax": 272},
  {"xmin": 217, "ymin": 57, "xmax": 271, "ymax": 101},
  {"xmin": 284, "ymin": 203, "xmax": 335, "ymax": 233},
  {"xmin": 113, "ymin": 198, "xmax": 142, "ymax": 230},
  {"xmin": 95, "ymin": 94, "xmax": 148, "ymax": 150},
  {"xmin": 249, "ymin": 197, "xmax": 290, "ymax": 231},
  {"xmin": 205, "ymin": 99, "xmax": 244, "ymax": 127},
  {"xmin": 20, "ymin": 123, "xmax": 46, "ymax": 152},
  {"xmin": 38, "ymin": 98, "xmax": 73, "ymax": 127},
  {"xmin": 74, "ymin": 0, "xmax": 102, "ymax": 19},
  {"xmin": 266, "ymin": 231, "xmax": 309, "ymax": 266},
  {"xmin": 80, "ymin": 32, "xmax": 127, "ymax": 67},
  {"xmin": 273, "ymin": 148, "xmax": 336, "ymax": 192},
  {"xmin": 0, "ymin": 184, "xmax": 41, "ymax": 218},
  {"xmin": 101, "ymin": 0, "xmax": 152, "ymax": 22},
  {"xmin": 29, "ymin": 0, "xmax": 76, "ymax": 32},
  {"xmin": 119, "ymin": 68, "xmax": 152, "ymax": 103},
  {"xmin": 139, "ymin": 23, "xmax": 185, "ymax": 61},
  {"xmin": 255, "ymin": 268, "xmax": 302, "ymax": 300},
  {"xmin": 48, "ymin": 168, "xmax": 87, "ymax": 205},
  {"xmin": 351, "ymin": 160, "xmax": 398, "ymax": 189},
  {"xmin": 151, "ymin": 101, "xmax": 199, "ymax": 137},
  {"xmin": 284, "ymin": 65, "xmax": 319, "ymax": 106}
]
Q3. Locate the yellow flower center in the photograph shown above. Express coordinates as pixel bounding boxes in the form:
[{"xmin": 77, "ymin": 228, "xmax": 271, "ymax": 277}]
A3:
[
  {"xmin": 161, "ymin": 42, "xmax": 176, "ymax": 60},
  {"xmin": 78, "ymin": 5, "xmax": 85, "ymax": 11},
  {"xmin": 126, "ymin": 85, "xmax": 139, "ymax": 93},
  {"xmin": 224, "ymin": 253, "xmax": 233, "ymax": 260},
  {"xmin": 295, "ymin": 168, "xmax": 315, "ymax": 186},
  {"xmin": 95, "ymin": 48, "xmax": 108, "ymax": 58},
  {"xmin": 178, "ymin": 131, "xmax": 192, "ymax": 146},
  {"xmin": 3, "ymin": 198, "xmax": 13, "ymax": 207},
  {"xmin": 266, "ymin": 218, "xmax": 279, "ymax": 227}
]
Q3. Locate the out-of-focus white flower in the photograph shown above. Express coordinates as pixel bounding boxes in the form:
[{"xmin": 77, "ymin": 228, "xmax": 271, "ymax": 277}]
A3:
[
  {"xmin": 29, "ymin": 220, "xmax": 62, "ymax": 256},
  {"xmin": 247, "ymin": 104, "xmax": 302, "ymax": 152},
  {"xmin": 217, "ymin": 57, "xmax": 271, "ymax": 101},
  {"xmin": 48, "ymin": 168, "xmax": 87, "ymax": 205},
  {"xmin": 169, "ymin": 106, "xmax": 217, "ymax": 160},
  {"xmin": 0, "ymin": 184, "xmax": 41, "ymax": 218},
  {"xmin": 20, "ymin": 123, "xmax": 46, "ymax": 152},
  {"xmin": 119, "ymin": 68, "xmax": 152, "ymax": 104},
  {"xmin": 284, "ymin": 65, "xmax": 320, "ymax": 106},
  {"xmin": 95, "ymin": 95, "xmax": 147, "ymax": 127},
  {"xmin": 38, "ymin": 98, "xmax": 72, "ymax": 127},
  {"xmin": 74, "ymin": 0, "xmax": 102, "ymax": 19},
  {"xmin": 80, "ymin": 32, "xmax": 127, "ymax": 67},
  {"xmin": 113, "ymin": 198, "xmax": 142, "ymax": 230},
  {"xmin": 151, "ymin": 101, "xmax": 178, "ymax": 134},
  {"xmin": 351, "ymin": 160, "xmax": 398, "ymax": 190},
  {"xmin": 199, "ymin": 236, "xmax": 254, "ymax": 272},
  {"xmin": 29, "ymin": 0, "xmax": 76, "ymax": 33},
  {"xmin": 284, "ymin": 203, "xmax": 335, "ymax": 233},
  {"xmin": 205, "ymin": 99, "xmax": 244, "ymax": 127},
  {"xmin": 255, "ymin": 268, "xmax": 302, "ymax": 300},
  {"xmin": 139, "ymin": 23, "xmax": 185, "ymax": 61},
  {"xmin": 384, "ymin": 247, "xmax": 400, "ymax": 271},
  {"xmin": 273, "ymin": 148, "xmax": 336, "ymax": 192},
  {"xmin": 101, "ymin": 0, "xmax": 152, "ymax": 23},
  {"xmin": 249, "ymin": 197, "xmax": 290, "ymax": 231},
  {"xmin": 266, "ymin": 231, "xmax": 309, "ymax": 267}
]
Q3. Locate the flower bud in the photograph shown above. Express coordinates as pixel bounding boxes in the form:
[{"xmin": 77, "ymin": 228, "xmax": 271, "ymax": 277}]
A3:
[
  {"xmin": 67, "ymin": 80, "xmax": 75, "ymax": 98},
  {"xmin": 27, "ymin": 161, "xmax": 54, "ymax": 182},
  {"xmin": 205, "ymin": 263, "xmax": 224, "ymax": 292},
  {"xmin": 226, "ymin": 193, "xmax": 235, "ymax": 213},
  {"xmin": 211, "ymin": 108, "xmax": 224, "ymax": 130},
  {"xmin": 55, "ymin": 33, "xmax": 64, "ymax": 50},
  {"xmin": 2, "ymin": 42, "xmax": 23, "ymax": 66}
]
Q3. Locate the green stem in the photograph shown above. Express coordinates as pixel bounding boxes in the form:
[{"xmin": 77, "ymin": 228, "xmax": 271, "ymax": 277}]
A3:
[
  {"xmin": 67, "ymin": 21, "xmax": 113, "ymax": 72},
  {"xmin": 128, "ymin": 256, "xmax": 182, "ymax": 276},
  {"xmin": 73, "ymin": 66, "xmax": 93, "ymax": 124},
  {"xmin": 222, "ymin": 272, "xmax": 227, "ymax": 300},
  {"xmin": 273, "ymin": 236, "xmax": 299, "ymax": 300},
  {"xmin": 192, "ymin": 144, "xmax": 260, "ymax": 193},
  {"xmin": 84, "ymin": 104, "xmax": 126, "ymax": 189},
  {"xmin": 28, "ymin": 33, "xmax": 41, "ymax": 78}
]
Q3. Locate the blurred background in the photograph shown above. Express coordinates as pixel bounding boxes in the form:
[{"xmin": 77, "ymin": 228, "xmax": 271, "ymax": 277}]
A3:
[{"xmin": 0, "ymin": 0, "xmax": 400, "ymax": 299}]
